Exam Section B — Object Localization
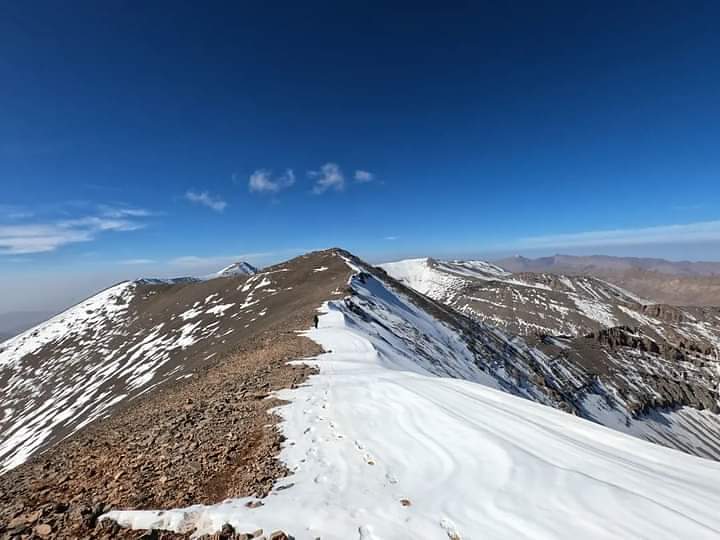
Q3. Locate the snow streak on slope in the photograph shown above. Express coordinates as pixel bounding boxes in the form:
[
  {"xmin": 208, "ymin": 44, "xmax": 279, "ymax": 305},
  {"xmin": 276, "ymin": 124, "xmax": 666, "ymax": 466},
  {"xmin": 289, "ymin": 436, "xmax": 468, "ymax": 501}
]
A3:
[
  {"xmin": 104, "ymin": 267, "xmax": 720, "ymax": 539},
  {"xmin": 0, "ymin": 282, "xmax": 136, "ymax": 471},
  {"xmin": 0, "ymin": 282, "xmax": 135, "ymax": 362}
]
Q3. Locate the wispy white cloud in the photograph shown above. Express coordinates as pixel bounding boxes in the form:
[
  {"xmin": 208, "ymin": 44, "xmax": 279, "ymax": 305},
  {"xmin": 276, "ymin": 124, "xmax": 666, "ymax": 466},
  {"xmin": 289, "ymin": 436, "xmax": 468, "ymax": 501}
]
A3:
[
  {"xmin": 184, "ymin": 191, "xmax": 227, "ymax": 212},
  {"xmin": 309, "ymin": 163, "xmax": 345, "ymax": 194},
  {"xmin": 354, "ymin": 170, "xmax": 374, "ymax": 183},
  {"xmin": 99, "ymin": 206, "xmax": 156, "ymax": 218},
  {"xmin": 0, "ymin": 210, "xmax": 151, "ymax": 255},
  {"xmin": 59, "ymin": 216, "xmax": 144, "ymax": 232},
  {"xmin": 515, "ymin": 220, "xmax": 720, "ymax": 249},
  {"xmin": 119, "ymin": 258, "xmax": 155, "ymax": 265},
  {"xmin": 248, "ymin": 169, "xmax": 296, "ymax": 194},
  {"xmin": 384, "ymin": 236, "xmax": 399, "ymax": 241}
]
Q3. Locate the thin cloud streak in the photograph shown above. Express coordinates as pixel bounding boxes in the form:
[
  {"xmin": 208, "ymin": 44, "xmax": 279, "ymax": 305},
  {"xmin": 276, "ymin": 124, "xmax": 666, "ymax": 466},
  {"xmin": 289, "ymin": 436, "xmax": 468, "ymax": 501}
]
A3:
[
  {"xmin": 0, "ymin": 206, "xmax": 153, "ymax": 255},
  {"xmin": 184, "ymin": 191, "xmax": 227, "ymax": 212},
  {"xmin": 119, "ymin": 258, "xmax": 155, "ymax": 265},
  {"xmin": 515, "ymin": 220, "xmax": 720, "ymax": 249}
]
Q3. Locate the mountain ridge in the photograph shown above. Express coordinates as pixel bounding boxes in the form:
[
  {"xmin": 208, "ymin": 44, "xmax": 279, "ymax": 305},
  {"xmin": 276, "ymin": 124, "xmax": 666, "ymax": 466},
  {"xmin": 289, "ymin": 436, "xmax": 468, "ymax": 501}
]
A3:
[{"xmin": 2, "ymin": 248, "xmax": 720, "ymax": 538}]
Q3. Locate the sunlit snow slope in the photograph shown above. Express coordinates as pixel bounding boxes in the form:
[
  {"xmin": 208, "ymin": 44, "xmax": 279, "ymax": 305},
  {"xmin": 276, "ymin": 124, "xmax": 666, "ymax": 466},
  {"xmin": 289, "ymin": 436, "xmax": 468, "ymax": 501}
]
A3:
[{"xmin": 104, "ymin": 259, "xmax": 720, "ymax": 539}]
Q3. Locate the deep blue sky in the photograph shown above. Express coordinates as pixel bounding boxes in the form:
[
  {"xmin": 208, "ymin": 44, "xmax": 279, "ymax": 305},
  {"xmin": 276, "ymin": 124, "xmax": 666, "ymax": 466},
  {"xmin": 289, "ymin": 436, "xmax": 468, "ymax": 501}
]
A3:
[{"xmin": 2, "ymin": 1, "xmax": 720, "ymax": 311}]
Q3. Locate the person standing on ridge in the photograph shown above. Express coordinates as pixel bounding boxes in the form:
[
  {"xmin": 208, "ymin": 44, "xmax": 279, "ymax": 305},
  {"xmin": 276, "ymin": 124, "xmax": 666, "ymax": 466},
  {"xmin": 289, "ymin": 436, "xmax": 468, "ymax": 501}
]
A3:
[{"xmin": 313, "ymin": 314, "xmax": 319, "ymax": 328}]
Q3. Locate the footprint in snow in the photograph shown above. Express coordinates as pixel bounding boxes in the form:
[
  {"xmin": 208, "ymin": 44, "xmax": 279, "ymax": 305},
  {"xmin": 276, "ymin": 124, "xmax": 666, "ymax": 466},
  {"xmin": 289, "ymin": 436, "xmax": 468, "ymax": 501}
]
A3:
[
  {"xmin": 440, "ymin": 517, "xmax": 462, "ymax": 540},
  {"xmin": 314, "ymin": 473, "xmax": 328, "ymax": 484},
  {"xmin": 385, "ymin": 471, "xmax": 398, "ymax": 484},
  {"xmin": 358, "ymin": 524, "xmax": 382, "ymax": 540},
  {"xmin": 354, "ymin": 440, "xmax": 376, "ymax": 464}
]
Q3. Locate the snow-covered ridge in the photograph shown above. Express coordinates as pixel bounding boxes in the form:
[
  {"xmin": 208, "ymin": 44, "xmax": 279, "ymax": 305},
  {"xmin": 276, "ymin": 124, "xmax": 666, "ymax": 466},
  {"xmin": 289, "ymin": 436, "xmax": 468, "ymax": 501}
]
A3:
[
  {"xmin": 103, "ymin": 260, "xmax": 720, "ymax": 539},
  {"xmin": 0, "ymin": 281, "xmax": 136, "ymax": 366}
]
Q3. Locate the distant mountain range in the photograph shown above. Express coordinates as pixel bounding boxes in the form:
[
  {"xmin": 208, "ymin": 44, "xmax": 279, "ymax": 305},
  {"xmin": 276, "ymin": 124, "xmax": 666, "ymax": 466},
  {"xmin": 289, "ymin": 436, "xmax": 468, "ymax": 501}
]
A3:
[
  {"xmin": 495, "ymin": 254, "xmax": 720, "ymax": 276},
  {"xmin": 494, "ymin": 254, "xmax": 720, "ymax": 306}
]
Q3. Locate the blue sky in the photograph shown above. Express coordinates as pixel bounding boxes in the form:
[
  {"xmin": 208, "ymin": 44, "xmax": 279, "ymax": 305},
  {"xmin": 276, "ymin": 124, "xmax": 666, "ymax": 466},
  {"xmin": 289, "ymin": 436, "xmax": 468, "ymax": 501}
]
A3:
[{"xmin": 2, "ymin": 1, "xmax": 720, "ymax": 312}]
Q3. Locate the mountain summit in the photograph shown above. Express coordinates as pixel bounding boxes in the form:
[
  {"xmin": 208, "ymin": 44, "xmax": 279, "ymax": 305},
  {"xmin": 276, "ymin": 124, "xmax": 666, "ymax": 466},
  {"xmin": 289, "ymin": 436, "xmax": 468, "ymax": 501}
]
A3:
[{"xmin": 216, "ymin": 261, "xmax": 258, "ymax": 277}]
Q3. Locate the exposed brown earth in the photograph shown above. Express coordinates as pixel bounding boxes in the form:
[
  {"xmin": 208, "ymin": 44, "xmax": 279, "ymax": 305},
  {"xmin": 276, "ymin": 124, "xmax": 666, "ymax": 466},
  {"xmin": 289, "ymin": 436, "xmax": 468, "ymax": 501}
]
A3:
[{"xmin": 0, "ymin": 250, "xmax": 353, "ymax": 539}]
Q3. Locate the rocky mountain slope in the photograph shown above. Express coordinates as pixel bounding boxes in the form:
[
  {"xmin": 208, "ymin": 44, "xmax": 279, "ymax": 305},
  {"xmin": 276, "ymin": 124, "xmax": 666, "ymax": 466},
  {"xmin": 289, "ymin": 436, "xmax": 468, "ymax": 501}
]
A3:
[
  {"xmin": 2, "ymin": 249, "xmax": 720, "ymax": 538},
  {"xmin": 381, "ymin": 257, "xmax": 720, "ymax": 459},
  {"xmin": 495, "ymin": 254, "xmax": 720, "ymax": 306},
  {"xmin": 0, "ymin": 256, "xmax": 347, "ymax": 474}
]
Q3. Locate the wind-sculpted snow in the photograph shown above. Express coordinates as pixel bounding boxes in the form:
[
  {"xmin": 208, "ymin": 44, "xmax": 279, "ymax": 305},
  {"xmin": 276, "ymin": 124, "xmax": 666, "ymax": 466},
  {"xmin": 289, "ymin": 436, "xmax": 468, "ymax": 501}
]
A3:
[
  {"xmin": 0, "ymin": 260, "xmax": 325, "ymax": 473},
  {"xmin": 103, "ymin": 266, "xmax": 720, "ymax": 539}
]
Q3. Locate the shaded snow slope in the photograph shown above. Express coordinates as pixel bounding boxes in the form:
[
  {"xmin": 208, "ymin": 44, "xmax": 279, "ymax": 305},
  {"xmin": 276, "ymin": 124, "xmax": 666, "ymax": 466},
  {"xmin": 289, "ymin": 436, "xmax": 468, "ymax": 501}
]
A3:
[{"xmin": 104, "ymin": 265, "xmax": 720, "ymax": 539}]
